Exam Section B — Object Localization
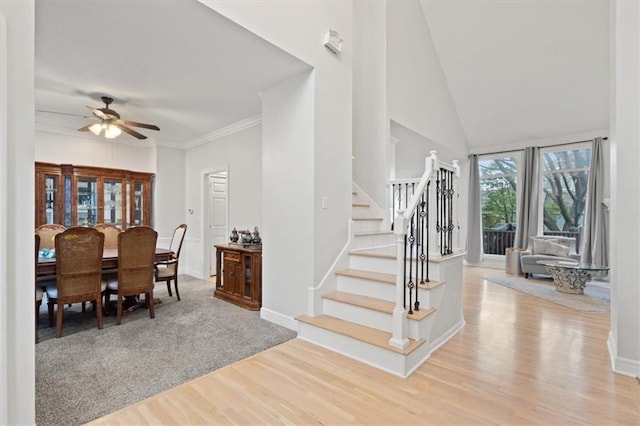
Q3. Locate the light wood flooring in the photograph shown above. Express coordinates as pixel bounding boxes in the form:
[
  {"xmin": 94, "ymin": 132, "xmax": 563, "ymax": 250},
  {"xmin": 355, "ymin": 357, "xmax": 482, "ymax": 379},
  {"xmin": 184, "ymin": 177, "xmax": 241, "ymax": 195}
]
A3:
[{"xmin": 88, "ymin": 266, "xmax": 640, "ymax": 425}]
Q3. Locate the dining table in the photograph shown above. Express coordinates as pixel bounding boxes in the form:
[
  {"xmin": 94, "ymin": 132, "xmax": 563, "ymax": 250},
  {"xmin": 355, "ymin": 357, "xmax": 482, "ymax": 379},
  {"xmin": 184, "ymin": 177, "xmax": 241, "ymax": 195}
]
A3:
[
  {"xmin": 36, "ymin": 247, "xmax": 173, "ymax": 277},
  {"xmin": 37, "ymin": 247, "xmax": 174, "ymax": 313}
]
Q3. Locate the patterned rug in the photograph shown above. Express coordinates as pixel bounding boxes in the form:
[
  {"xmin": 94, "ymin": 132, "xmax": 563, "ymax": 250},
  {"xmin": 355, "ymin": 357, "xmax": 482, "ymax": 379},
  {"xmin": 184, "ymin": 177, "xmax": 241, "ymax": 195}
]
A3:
[{"xmin": 484, "ymin": 275, "xmax": 610, "ymax": 313}]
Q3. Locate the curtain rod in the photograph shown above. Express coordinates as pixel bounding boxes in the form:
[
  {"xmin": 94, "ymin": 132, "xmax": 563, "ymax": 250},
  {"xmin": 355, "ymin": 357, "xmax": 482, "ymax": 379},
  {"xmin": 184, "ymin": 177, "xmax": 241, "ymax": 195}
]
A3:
[{"xmin": 469, "ymin": 136, "xmax": 608, "ymax": 158}]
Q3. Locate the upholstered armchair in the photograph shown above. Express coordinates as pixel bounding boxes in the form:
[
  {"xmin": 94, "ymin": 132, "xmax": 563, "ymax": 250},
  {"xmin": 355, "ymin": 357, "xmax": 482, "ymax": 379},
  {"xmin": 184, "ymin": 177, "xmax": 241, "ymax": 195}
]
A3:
[{"xmin": 520, "ymin": 236, "xmax": 580, "ymax": 278}]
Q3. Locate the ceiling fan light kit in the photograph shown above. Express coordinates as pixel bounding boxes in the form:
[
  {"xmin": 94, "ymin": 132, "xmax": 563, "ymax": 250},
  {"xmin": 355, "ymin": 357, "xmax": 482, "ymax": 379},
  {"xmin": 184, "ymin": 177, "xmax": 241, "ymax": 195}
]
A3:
[
  {"xmin": 78, "ymin": 96, "xmax": 160, "ymax": 140},
  {"xmin": 88, "ymin": 120, "xmax": 122, "ymax": 139}
]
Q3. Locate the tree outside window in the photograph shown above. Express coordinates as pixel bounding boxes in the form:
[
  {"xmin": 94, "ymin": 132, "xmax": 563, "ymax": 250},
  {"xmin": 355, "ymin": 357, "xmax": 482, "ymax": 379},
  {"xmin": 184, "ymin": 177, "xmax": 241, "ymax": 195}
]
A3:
[
  {"xmin": 541, "ymin": 148, "xmax": 591, "ymax": 247},
  {"xmin": 479, "ymin": 156, "xmax": 518, "ymax": 254}
]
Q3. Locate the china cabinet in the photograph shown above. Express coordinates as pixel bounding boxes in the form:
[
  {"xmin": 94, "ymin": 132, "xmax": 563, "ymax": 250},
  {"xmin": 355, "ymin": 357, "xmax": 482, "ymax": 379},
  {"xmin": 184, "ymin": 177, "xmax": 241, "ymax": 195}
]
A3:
[
  {"xmin": 214, "ymin": 244, "xmax": 262, "ymax": 310},
  {"xmin": 35, "ymin": 162, "xmax": 154, "ymax": 229}
]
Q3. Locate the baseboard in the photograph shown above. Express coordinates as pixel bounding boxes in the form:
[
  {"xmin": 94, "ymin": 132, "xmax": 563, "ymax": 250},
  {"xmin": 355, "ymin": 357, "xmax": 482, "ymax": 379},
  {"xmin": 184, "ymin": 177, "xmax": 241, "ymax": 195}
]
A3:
[
  {"xmin": 608, "ymin": 331, "xmax": 640, "ymax": 378},
  {"xmin": 183, "ymin": 267, "xmax": 204, "ymax": 280},
  {"xmin": 429, "ymin": 318, "xmax": 466, "ymax": 355},
  {"xmin": 260, "ymin": 307, "xmax": 298, "ymax": 332}
]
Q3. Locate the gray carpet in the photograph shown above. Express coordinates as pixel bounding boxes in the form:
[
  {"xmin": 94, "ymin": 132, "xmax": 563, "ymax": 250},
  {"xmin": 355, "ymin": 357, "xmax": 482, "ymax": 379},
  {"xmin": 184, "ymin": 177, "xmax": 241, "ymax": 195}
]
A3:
[
  {"xmin": 485, "ymin": 275, "xmax": 610, "ymax": 313},
  {"xmin": 36, "ymin": 275, "xmax": 297, "ymax": 425}
]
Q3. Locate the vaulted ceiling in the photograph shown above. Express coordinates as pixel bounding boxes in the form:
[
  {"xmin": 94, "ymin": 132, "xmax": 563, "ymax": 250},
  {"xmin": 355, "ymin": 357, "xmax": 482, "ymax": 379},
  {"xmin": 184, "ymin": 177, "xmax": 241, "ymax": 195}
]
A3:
[{"xmin": 421, "ymin": 0, "xmax": 609, "ymax": 149}]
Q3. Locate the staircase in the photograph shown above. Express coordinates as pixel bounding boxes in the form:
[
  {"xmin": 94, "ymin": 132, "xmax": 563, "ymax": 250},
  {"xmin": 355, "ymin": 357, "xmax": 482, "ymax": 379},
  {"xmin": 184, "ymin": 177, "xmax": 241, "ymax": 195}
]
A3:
[{"xmin": 297, "ymin": 170, "xmax": 466, "ymax": 378}]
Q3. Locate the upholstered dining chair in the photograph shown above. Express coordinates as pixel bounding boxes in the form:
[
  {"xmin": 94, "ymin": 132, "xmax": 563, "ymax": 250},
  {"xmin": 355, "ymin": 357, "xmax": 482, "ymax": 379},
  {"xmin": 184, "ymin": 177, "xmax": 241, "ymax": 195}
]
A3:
[
  {"xmin": 35, "ymin": 223, "xmax": 66, "ymax": 250},
  {"xmin": 35, "ymin": 234, "xmax": 43, "ymax": 343},
  {"xmin": 94, "ymin": 223, "xmax": 123, "ymax": 285},
  {"xmin": 104, "ymin": 226, "xmax": 158, "ymax": 324},
  {"xmin": 154, "ymin": 224, "xmax": 187, "ymax": 301},
  {"xmin": 45, "ymin": 227, "xmax": 105, "ymax": 338},
  {"xmin": 35, "ymin": 224, "xmax": 65, "ymax": 312},
  {"xmin": 94, "ymin": 223, "xmax": 123, "ymax": 250}
]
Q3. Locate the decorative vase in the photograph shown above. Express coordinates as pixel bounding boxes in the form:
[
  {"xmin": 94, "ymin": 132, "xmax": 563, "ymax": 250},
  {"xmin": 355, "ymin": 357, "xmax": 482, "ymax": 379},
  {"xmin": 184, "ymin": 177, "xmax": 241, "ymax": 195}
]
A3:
[
  {"xmin": 251, "ymin": 226, "xmax": 261, "ymax": 244},
  {"xmin": 241, "ymin": 230, "xmax": 253, "ymax": 244},
  {"xmin": 230, "ymin": 228, "xmax": 239, "ymax": 243}
]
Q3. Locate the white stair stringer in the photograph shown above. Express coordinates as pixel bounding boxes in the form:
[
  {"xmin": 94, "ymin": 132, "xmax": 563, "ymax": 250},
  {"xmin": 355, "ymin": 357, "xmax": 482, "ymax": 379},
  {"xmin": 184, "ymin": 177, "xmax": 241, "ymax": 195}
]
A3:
[{"xmin": 299, "ymin": 182, "xmax": 465, "ymax": 378}]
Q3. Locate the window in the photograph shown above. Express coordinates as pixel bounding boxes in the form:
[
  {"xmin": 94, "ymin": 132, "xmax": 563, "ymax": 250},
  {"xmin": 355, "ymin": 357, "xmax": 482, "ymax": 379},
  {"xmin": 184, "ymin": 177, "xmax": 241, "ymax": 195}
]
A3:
[
  {"xmin": 479, "ymin": 154, "xmax": 519, "ymax": 255},
  {"xmin": 540, "ymin": 146, "xmax": 591, "ymax": 249}
]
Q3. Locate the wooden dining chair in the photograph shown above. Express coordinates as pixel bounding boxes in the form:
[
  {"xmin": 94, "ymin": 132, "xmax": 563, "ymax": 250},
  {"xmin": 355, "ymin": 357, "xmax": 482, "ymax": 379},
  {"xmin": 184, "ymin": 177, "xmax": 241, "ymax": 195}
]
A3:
[
  {"xmin": 154, "ymin": 224, "xmax": 187, "ymax": 301},
  {"xmin": 94, "ymin": 223, "xmax": 122, "ymax": 250},
  {"xmin": 45, "ymin": 227, "xmax": 105, "ymax": 338},
  {"xmin": 104, "ymin": 226, "xmax": 158, "ymax": 324}
]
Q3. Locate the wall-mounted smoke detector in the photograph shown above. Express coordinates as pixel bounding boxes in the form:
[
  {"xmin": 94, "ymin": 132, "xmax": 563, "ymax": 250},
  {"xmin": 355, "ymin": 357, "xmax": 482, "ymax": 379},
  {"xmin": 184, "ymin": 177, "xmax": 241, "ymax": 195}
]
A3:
[{"xmin": 323, "ymin": 29, "xmax": 343, "ymax": 54}]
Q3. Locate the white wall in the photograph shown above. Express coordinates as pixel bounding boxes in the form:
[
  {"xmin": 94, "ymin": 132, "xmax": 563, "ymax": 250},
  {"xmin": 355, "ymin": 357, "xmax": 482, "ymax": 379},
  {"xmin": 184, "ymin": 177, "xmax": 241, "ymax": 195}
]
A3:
[
  {"xmin": 35, "ymin": 130, "xmax": 156, "ymax": 172},
  {"xmin": 609, "ymin": 0, "xmax": 640, "ymax": 377},
  {"xmin": 0, "ymin": 1, "xmax": 36, "ymax": 424},
  {"xmin": 182, "ymin": 124, "xmax": 262, "ymax": 279},
  {"xmin": 154, "ymin": 146, "xmax": 186, "ymax": 240},
  {"xmin": 392, "ymin": 120, "xmax": 458, "ymax": 179},
  {"xmin": 387, "ymin": 1, "xmax": 468, "ymax": 159},
  {"xmin": 353, "ymin": 0, "xmax": 388, "ymax": 208},
  {"xmin": 201, "ymin": 1, "xmax": 353, "ymax": 325},
  {"xmin": 262, "ymin": 72, "xmax": 315, "ymax": 319}
]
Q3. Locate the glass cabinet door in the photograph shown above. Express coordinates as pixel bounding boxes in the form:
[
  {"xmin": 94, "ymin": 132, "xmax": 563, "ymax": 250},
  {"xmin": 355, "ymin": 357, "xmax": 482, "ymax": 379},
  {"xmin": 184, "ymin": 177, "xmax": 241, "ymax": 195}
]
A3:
[
  {"xmin": 103, "ymin": 179, "xmax": 124, "ymax": 227},
  {"xmin": 43, "ymin": 174, "xmax": 61, "ymax": 224},
  {"xmin": 132, "ymin": 181, "xmax": 145, "ymax": 226},
  {"xmin": 76, "ymin": 177, "xmax": 98, "ymax": 226}
]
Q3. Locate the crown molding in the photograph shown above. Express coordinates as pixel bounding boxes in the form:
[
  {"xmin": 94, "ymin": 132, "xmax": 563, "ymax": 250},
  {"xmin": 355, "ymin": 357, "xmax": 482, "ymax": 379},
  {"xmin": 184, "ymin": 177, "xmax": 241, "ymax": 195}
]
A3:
[
  {"xmin": 36, "ymin": 114, "xmax": 263, "ymax": 150},
  {"xmin": 182, "ymin": 115, "xmax": 262, "ymax": 150}
]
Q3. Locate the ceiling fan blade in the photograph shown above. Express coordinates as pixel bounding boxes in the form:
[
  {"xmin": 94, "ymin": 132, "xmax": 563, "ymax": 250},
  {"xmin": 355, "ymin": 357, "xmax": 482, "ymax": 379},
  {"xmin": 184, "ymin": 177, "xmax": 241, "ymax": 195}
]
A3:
[
  {"xmin": 115, "ymin": 123, "xmax": 147, "ymax": 140},
  {"xmin": 121, "ymin": 120, "xmax": 160, "ymax": 131},
  {"xmin": 37, "ymin": 110, "xmax": 93, "ymax": 119},
  {"xmin": 88, "ymin": 107, "xmax": 108, "ymax": 120},
  {"xmin": 78, "ymin": 123, "xmax": 93, "ymax": 132}
]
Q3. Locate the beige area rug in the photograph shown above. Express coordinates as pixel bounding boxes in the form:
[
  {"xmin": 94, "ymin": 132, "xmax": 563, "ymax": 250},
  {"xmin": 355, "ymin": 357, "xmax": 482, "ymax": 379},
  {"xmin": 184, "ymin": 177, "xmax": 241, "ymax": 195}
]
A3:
[{"xmin": 484, "ymin": 275, "xmax": 610, "ymax": 313}]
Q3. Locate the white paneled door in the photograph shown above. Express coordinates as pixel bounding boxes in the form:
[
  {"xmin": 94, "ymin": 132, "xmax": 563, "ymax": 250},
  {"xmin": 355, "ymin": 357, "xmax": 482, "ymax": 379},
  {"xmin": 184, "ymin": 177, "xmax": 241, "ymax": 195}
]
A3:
[{"xmin": 209, "ymin": 171, "xmax": 228, "ymax": 276}]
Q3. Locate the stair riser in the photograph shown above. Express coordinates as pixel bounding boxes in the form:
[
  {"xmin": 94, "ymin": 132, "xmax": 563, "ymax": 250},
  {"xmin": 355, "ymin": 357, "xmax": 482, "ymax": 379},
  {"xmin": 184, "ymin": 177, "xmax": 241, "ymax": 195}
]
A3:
[
  {"xmin": 336, "ymin": 276, "xmax": 435, "ymax": 306},
  {"xmin": 348, "ymin": 255, "xmax": 444, "ymax": 281},
  {"xmin": 351, "ymin": 206, "xmax": 381, "ymax": 219},
  {"xmin": 352, "ymin": 234, "xmax": 395, "ymax": 249},
  {"xmin": 337, "ymin": 276, "xmax": 395, "ymax": 301},
  {"xmin": 297, "ymin": 324, "xmax": 414, "ymax": 378},
  {"xmin": 407, "ymin": 314, "xmax": 436, "ymax": 340},
  {"xmin": 323, "ymin": 299, "xmax": 392, "ymax": 333},
  {"xmin": 352, "ymin": 220, "xmax": 385, "ymax": 234}
]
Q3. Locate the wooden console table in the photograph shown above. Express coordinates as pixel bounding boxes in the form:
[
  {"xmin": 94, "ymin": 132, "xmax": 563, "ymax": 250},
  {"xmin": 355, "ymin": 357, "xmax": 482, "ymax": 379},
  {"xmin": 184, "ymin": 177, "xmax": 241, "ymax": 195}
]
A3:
[{"xmin": 214, "ymin": 244, "xmax": 262, "ymax": 310}]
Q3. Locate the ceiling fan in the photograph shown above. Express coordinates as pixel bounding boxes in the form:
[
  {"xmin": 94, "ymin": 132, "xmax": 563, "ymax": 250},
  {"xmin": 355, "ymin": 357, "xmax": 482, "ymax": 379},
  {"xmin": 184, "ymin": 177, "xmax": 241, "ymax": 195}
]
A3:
[{"xmin": 78, "ymin": 96, "xmax": 160, "ymax": 140}]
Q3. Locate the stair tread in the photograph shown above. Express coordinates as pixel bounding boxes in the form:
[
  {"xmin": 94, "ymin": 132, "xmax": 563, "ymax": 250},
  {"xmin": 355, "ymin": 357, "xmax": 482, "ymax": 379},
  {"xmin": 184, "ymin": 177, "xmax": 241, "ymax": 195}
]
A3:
[
  {"xmin": 407, "ymin": 306, "xmax": 437, "ymax": 321},
  {"xmin": 296, "ymin": 314, "xmax": 425, "ymax": 355},
  {"xmin": 419, "ymin": 280, "xmax": 446, "ymax": 290},
  {"xmin": 324, "ymin": 291, "xmax": 394, "ymax": 313},
  {"xmin": 336, "ymin": 268, "xmax": 395, "ymax": 284},
  {"xmin": 352, "ymin": 217, "xmax": 383, "ymax": 221},
  {"xmin": 324, "ymin": 291, "xmax": 438, "ymax": 321},
  {"xmin": 348, "ymin": 248, "xmax": 457, "ymax": 265},
  {"xmin": 348, "ymin": 249, "xmax": 395, "ymax": 259},
  {"xmin": 354, "ymin": 231, "xmax": 393, "ymax": 237},
  {"xmin": 352, "ymin": 202, "xmax": 370, "ymax": 207}
]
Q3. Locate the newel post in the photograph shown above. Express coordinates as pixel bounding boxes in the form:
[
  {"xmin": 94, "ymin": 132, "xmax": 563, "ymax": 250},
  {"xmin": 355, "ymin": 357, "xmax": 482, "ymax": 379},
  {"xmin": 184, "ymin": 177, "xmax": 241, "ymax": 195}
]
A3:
[{"xmin": 389, "ymin": 210, "xmax": 409, "ymax": 349}]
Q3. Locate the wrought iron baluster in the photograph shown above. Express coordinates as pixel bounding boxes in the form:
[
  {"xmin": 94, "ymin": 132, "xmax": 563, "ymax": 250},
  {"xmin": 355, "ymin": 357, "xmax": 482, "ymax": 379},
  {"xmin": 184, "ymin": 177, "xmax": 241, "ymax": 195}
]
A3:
[
  {"xmin": 436, "ymin": 170, "xmax": 441, "ymax": 255},
  {"xmin": 425, "ymin": 181, "xmax": 430, "ymax": 282},
  {"xmin": 448, "ymin": 170, "xmax": 454, "ymax": 254},
  {"xmin": 407, "ymin": 211, "xmax": 415, "ymax": 315},
  {"xmin": 403, "ymin": 233, "xmax": 407, "ymax": 312}
]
